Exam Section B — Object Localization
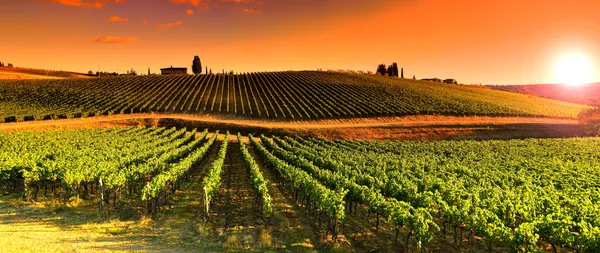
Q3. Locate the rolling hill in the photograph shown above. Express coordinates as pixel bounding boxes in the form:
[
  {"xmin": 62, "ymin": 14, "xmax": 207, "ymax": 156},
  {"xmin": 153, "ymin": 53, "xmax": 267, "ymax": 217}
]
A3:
[
  {"xmin": 489, "ymin": 83, "xmax": 600, "ymax": 107},
  {"xmin": 0, "ymin": 66, "xmax": 90, "ymax": 80},
  {"xmin": 0, "ymin": 71, "xmax": 591, "ymax": 122}
]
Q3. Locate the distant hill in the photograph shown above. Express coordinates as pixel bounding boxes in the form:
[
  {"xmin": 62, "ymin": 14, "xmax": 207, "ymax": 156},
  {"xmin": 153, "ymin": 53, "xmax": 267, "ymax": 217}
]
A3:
[
  {"xmin": 489, "ymin": 83, "xmax": 600, "ymax": 107},
  {"xmin": 0, "ymin": 71, "xmax": 591, "ymax": 122},
  {"xmin": 0, "ymin": 66, "xmax": 92, "ymax": 79}
]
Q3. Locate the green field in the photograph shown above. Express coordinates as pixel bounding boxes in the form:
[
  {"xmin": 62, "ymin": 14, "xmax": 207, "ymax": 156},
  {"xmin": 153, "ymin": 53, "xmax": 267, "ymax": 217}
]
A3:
[
  {"xmin": 1, "ymin": 127, "xmax": 599, "ymax": 252},
  {"xmin": 0, "ymin": 71, "xmax": 590, "ymax": 122}
]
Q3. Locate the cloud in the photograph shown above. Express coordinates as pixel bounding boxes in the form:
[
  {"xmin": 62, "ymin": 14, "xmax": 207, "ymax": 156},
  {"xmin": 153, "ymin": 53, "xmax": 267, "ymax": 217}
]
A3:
[
  {"xmin": 186, "ymin": 9, "xmax": 194, "ymax": 15},
  {"xmin": 172, "ymin": 0, "xmax": 211, "ymax": 10},
  {"xmin": 41, "ymin": 0, "xmax": 125, "ymax": 8},
  {"xmin": 243, "ymin": 8, "xmax": 255, "ymax": 13},
  {"xmin": 157, "ymin": 21, "xmax": 184, "ymax": 29},
  {"xmin": 171, "ymin": 0, "xmax": 253, "ymax": 4},
  {"xmin": 221, "ymin": 0, "xmax": 253, "ymax": 3},
  {"xmin": 171, "ymin": 0, "xmax": 257, "ymax": 11},
  {"xmin": 171, "ymin": 0, "xmax": 203, "ymax": 6},
  {"xmin": 91, "ymin": 36, "xmax": 138, "ymax": 43},
  {"xmin": 108, "ymin": 16, "xmax": 128, "ymax": 22}
]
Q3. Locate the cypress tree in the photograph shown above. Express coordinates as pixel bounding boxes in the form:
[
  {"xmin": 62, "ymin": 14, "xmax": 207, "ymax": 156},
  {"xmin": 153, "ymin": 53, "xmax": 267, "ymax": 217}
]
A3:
[
  {"xmin": 376, "ymin": 64, "xmax": 387, "ymax": 76},
  {"xmin": 192, "ymin": 56, "xmax": 202, "ymax": 75}
]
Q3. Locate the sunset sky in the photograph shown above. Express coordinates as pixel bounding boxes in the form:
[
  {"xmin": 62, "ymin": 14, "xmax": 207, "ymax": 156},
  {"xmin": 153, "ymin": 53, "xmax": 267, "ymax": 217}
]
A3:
[{"xmin": 1, "ymin": 0, "xmax": 599, "ymax": 84}]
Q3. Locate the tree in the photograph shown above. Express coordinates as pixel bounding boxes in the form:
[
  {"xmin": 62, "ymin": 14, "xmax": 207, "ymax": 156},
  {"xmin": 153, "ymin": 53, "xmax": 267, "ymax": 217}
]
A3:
[
  {"xmin": 205, "ymin": 66, "xmax": 208, "ymax": 75},
  {"xmin": 579, "ymin": 108, "xmax": 600, "ymax": 135},
  {"xmin": 192, "ymin": 56, "xmax": 202, "ymax": 75},
  {"xmin": 413, "ymin": 75, "xmax": 416, "ymax": 80},
  {"xmin": 0, "ymin": 62, "xmax": 3, "ymax": 67},
  {"xmin": 88, "ymin": 70, "xmax": 94, "ymax": 75},
  {"xmin": 127, "ymin": 68, "xmax": 137, "ymax": 76},
  {"xmin": 387, "ymin": 65, "xmax": 394, "ymax": 76},
  {"xmin": 391, "ymin": 63, "xmax": 399, "ymax": 77},
  {"xmin": 7, "ymin": 63, "xmax": 13, "ymax": 68},
  {"xmin": 209, "ymin": 68, "xmax": 212, "ymax": 74},
  {"xmin": 148, "ymin": 68, "xmax": 150, "ymax": 75},
  {"xmin": 376, "ymin": 64, "xmax": 386, "ymax": 76},
  {"xmin": 401, "ymin": 67, "xmax": 404, "ymax": 78}
]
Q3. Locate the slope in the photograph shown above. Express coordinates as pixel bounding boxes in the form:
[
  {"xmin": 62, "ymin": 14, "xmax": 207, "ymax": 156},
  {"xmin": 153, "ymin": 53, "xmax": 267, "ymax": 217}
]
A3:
[{"xmin": 0, "ymin": 71, "xmax": 591, "ymax": 122}]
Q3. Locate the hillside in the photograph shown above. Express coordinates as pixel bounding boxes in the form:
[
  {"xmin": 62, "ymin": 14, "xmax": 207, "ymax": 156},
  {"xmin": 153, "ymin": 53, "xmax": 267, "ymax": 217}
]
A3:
[
  {"xmin": 489, "ymin": 83, "xmax": 600, "ymax": 107},
  {"xmin": 0, "ymin": 71, "xmax": 591, "ymax": 122},
  {"xmin": 0, "ymin": 66, "xmax": 90, "ymax": 80}
]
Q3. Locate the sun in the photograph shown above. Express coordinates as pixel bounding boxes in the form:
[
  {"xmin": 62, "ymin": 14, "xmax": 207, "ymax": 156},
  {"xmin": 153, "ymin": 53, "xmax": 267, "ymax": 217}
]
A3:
[{"xmin": 555, "ymin": 52, "xmax": 593, "ymax": 86}]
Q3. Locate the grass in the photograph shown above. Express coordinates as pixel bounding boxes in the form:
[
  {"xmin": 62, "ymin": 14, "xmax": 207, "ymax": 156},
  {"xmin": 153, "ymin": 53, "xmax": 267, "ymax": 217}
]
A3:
[
  {"xmin": 0, "ymin": 193, "xmax": 160, "ymax": 253},
  {"xmin": 0, "ymin": 188, "xmax": 270, "ymax": 253}
]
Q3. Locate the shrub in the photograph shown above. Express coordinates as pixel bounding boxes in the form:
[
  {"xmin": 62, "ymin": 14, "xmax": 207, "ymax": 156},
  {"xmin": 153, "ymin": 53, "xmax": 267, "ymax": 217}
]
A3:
[
  {"xmin": 579, "ymin": 108, "xmax": 600, "ymax": 135},
  {"xmin": 4, "ymin": 116, "xmax": 17, "ymax": 122}
]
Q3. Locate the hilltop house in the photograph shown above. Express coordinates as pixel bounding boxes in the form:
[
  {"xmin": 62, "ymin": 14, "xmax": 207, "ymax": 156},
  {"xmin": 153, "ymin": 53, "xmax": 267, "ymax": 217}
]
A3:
[
  {"xmin": 443, "ymin": 79, "xmax": 458, "ymax": 84},
  {"xmin": 161, "ymin": 66, "xmax": 187, "ymax": 75},
  {"xmin": 421, "ymin": 78, "xmax": 442, "ymax": 83}
]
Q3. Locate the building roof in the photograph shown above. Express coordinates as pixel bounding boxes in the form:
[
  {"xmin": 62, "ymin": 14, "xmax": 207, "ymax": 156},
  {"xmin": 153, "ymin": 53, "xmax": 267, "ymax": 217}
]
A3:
[{"xmin": 160, "ymin": 67, "xmax": 187, "ymax": 70}]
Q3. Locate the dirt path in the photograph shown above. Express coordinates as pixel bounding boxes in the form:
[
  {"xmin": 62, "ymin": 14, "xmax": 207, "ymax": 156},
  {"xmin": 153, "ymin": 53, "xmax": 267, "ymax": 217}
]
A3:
[
  {"xmin": 0, "ymin": 113, "xmax": 578, "ymax": 131},
  {"xmin": 208, "ymin": 134, "xmax": 269, "ymax": 250},
  {"xmin": 245, "ymin": 137, "xmax": 346, "ymax": 252},
  {"xmin": 147, "ymin": 131, "xmax": 224, "ymax": 251}
]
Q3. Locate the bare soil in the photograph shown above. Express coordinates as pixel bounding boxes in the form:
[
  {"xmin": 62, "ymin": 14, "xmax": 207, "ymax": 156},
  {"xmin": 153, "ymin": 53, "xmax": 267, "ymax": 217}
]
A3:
[
  {"xmin": 0, "ymin": 113, "xmax": 585, "ymax": 141},
  {"xmin": 245, "ymin": 137, "xmax": 343, "ymax": 252}
]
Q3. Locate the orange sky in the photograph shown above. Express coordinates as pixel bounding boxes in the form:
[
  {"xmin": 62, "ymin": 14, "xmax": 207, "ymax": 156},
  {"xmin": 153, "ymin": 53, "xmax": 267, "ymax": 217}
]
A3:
[{"xmin": 0, "ymin": 0, "xmax": 599, "ymax": 84}]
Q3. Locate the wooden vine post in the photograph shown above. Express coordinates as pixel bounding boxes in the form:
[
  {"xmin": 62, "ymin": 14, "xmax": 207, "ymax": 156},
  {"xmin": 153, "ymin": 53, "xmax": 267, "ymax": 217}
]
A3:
[
  {"xmin": 99, "ymin": 178, "xmax": 104, "ymax": 212},
  {"xmin": 204, "ymin": 185, "xmax": 209, "ymax": 217}
]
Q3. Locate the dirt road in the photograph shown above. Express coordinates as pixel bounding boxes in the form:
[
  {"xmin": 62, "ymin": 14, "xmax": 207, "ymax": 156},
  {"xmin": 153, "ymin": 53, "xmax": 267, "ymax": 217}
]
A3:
[{"xmin": 0, "ymin": 113, "xmax": 578, "ymax": 131}]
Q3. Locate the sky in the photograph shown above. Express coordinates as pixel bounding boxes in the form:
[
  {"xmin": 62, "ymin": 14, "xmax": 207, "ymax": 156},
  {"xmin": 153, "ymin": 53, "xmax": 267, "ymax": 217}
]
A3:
[{"xmin": 0, "ymin": 0, "xmax": 599, "ymax": 84}]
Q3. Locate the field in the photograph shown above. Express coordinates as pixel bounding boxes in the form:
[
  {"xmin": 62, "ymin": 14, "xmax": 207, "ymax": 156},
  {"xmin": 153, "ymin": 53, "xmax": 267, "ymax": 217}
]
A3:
[
  {"xmin": 0, "ymin": 66, "xmax": 90, "ymax": 79},
  {"xmin": 1, "ymin": 128, "xmax": 599, "ymax": 252},
  {"xmin": 0, "ymin": 72, "xmax": 591, "ymax": 122},
  {"xmin": 490, "ymin": 83, "xmax": 600, "ymax": 107},
  {"xmin": 0, "ymin": 71, "xmax": 66, "ymax": 80},
  {"xmin": 1, "ymin": 72, "xmax": 598, "ymax": 253}
]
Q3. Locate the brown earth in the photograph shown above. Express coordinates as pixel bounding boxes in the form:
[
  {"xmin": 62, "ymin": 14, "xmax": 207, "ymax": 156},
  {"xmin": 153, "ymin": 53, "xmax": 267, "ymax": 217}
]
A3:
[{"xmin": 0, "ymin": 113, "xmax": 586, "ymax": 141}]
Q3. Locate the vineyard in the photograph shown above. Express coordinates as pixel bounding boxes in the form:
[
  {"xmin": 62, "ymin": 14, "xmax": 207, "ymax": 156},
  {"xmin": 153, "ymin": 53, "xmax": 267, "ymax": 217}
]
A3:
[
  {"xmin": 1, "ymin": 127, "xmax": 599, "ymax": 252},
  {"xmin": 0, "ymin": 71, "xmax": 590, "ymax": 123}
]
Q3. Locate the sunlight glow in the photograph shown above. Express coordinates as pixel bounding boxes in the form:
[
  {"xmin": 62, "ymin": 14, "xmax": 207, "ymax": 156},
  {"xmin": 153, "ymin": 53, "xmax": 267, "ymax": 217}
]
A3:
[{"xmin": 555, "ymin": 52, "xmax": 593, "ymax": 86}]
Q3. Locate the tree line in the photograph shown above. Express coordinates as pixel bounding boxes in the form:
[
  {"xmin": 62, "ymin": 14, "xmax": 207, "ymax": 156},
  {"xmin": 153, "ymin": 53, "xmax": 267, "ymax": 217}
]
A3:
[
  {"xmin": 0, "ymin": 62, "xmax": 14, "ymax": 68},
  {"xmin": 376, "ymin": 62, "xmax": 405, "ymax": 78}
]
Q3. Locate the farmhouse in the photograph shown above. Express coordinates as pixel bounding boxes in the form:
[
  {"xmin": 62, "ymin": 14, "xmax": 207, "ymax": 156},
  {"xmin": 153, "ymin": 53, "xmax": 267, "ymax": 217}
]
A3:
[
  {"xmin": 161, "ymin": 66, "xmax": 187, "ymax": 75},
  {"xmin": 443, "ymin": 79, "xmax": 458, "ymax": 84},
  {"xmin": 421, "ymin": 78, "xmax": 442, "ymax": 83}
]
